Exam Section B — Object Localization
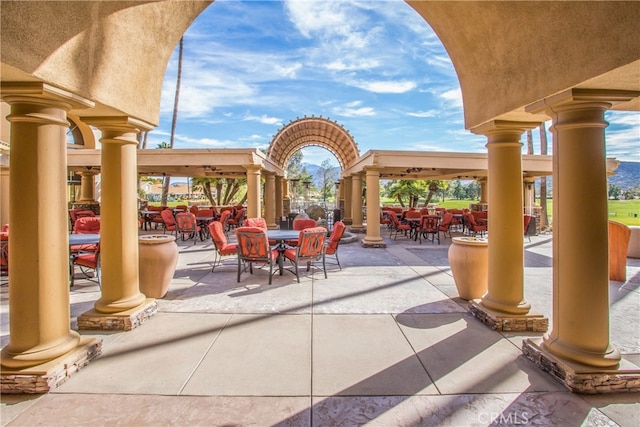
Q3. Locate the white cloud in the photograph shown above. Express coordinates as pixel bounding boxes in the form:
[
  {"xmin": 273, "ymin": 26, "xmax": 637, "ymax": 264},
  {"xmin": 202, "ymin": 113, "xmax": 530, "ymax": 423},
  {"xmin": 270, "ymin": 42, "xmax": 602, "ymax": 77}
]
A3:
[
  {"xmin": 332, "ymin": 101, "xmax": 376, "ymax": 117},
  {"xmin": 350, "ymin": 80, "xmax": 417, "ymax": 94},
  {"xmin": 243, "ymin": 114, "xmax": 283, "ymax": 126},
  {"xmin": 439, "ymin": 88, "xmax": 464, "ymax": 109},
  {"xmin": 407, "ymin": 110, "xmax": 438, "ymax": 118}
]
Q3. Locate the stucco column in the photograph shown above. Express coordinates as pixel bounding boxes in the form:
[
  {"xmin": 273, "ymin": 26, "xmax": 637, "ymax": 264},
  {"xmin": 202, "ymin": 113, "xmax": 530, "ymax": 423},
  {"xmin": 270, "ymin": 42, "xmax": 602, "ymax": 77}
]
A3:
[
  {"xmin": 525, "ymin": 89, "xmax": 639, "ymax": 368},
  {"xmin": 523, "ymin": 178, "xmax": 536, "ymax": 215},
  {"xmin": 78, "ymin": 169, "xmax": 99, "ymax": 202},
  {"xmin": 282, "ymin": 178, "xmax": 291, "ymax": 216},
  {"xmin": 362, "ymin": 167, "xmax": 386, "ymax": 248},
  {"xmin": 264, "ymin": 173, "xmax": 276, "ymax": 228},
  {"xmin": 478, "ymin": 177, "xmax": 488, "ymax": 204},
  {"xmin": 472, "ymin": 121, "xmax": 538, "ymax": 316},
  {"xmin": 275, "ymin": 175, "xmax": 283, "ymax": 220},
  {"xmin": 244, "ymin": 165, "xmax": 262, "ymax": 219},
  {"xmin": 0, "ymin": 84, "xmax": 93, "ymax": 369},
  {"xmin": 85, "ymin": 117, "xmax": 148, "ymax": 315},
  {"xmin": 0, "ymin": 163, "xmax": 8, "ymax": 227},
  {"xmin": 343, "ymin": 176, "xmax": 353, "ymax": 225},
  {"xmin": 351, "ymin": 173, "xmax": 364, "ymax": 230}
]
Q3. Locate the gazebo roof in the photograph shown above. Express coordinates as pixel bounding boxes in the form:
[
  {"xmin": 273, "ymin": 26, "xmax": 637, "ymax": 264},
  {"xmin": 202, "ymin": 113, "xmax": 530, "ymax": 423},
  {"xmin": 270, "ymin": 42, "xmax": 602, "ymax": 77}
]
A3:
[
  {"xmin": 67, "ymin": 148, "xmax": 285, "ymax": 178},
  {"xmin": 342, "ymin": 150, "xmax": 553, "ymax": 180}
]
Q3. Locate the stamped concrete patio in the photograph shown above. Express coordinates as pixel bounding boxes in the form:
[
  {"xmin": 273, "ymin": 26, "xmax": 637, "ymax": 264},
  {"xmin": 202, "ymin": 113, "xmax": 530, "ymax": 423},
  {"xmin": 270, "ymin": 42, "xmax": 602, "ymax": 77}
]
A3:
[{"xmin": 1, "ymin": 227, "xmax": 639, "ymax": 426}]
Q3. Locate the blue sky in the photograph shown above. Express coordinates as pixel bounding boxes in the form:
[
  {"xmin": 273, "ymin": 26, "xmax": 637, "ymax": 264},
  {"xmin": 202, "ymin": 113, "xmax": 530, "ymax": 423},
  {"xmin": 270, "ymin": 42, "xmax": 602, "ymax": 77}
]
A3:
[{"xmin": 147, "ymin": 0, "xmax": 639, "ymax": 165}]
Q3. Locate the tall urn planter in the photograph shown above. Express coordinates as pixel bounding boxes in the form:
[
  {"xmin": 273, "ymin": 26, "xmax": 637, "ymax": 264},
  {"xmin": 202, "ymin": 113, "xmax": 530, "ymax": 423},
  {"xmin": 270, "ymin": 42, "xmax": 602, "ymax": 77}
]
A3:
[
  {"xmin": 138, "ymin": 235, "xmax": 179, "ymax": 298},
  {"xmin": 448, "ymin": 237, "xmax": 488, "ymax": 300}
]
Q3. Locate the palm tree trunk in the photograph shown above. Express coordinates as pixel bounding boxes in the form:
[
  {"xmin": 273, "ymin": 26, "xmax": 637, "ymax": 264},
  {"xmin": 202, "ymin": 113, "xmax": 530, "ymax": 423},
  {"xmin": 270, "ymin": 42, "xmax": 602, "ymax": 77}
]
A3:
[
  {"xmin": 161, "ymin": 36, "xmax": 184, "ymax": 206},
  {"xmin": 539, "ymin": 122, "xmax": 549, "ymax": 228}
]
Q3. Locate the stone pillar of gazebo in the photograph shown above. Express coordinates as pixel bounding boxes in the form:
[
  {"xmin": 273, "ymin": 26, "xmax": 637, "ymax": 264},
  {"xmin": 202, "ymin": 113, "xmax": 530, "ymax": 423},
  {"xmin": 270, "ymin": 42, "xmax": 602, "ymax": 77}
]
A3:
[
  {"xmin": 478, "ymin": 177, "xmax": 488, "ymax": 204},
  {"xmin": 350, "ymin": 173, "xmax": 365, "ymax": 233},
  {"xmin": 275, "ymin": 175, "xmax": 283, "ymax": 221},
  {"xmin": 282, "ymin": 178, "xmax": 291, "ymax": 216},
  {"xmin": 343, "ymin": 176, "xmax": 353, "ymax": 225},
  {"xmin": 362, "ymin": 167, "xmax": 386, "ymax": 248},
  {"xmin": 469, "ymin": 120, "xmax": 548, "ymax": 333},
  {"xmin": 245, "ymin": 164, "xmax": 262, "ymax": 219},
  {"xmin": 71, "ymin": 168, "xmax": 101, "ymax": 215},
  {"xmin": 0, "ymin": 83, "xmax": 100, "ymax": 392},
  {"xmin": 521, "ymin": 89, "xmax": 640, "ymax": 393},
  {"xmin": 523, "ymin": 178, "xmax": 536, "ymax": 216},
  {"xmin": 0, "ymin": 162, "xmax": 8, "ymax": 227},
  {"xmin": 77, "ymin": 116, "xmax": 157, "ymax": 331},
  {"xmin": 264, "ymin": 173, "xmax": 276, "ymax": 228}
]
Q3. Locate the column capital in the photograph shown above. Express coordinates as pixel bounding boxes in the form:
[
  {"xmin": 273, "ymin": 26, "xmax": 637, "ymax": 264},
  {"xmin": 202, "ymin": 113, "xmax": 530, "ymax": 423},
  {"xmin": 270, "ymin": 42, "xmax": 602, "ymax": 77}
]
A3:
[
  {"xmin": 243, "ymin": 164, "xmax": 262, "ymax": 173},
  {"xmin": 1, "ymin": 81, "xmax": 94, "ymax": 111},
  {"xmin": 526, "ymin": 88, "xmax": 640, "ymax": 115},
  {"xmin": 471, "ymin": 120, "xmax": 540, "ymax": 138},
  {"xmin": 82, "ymin": 116, "xmax": 153, "ymax": 133}
]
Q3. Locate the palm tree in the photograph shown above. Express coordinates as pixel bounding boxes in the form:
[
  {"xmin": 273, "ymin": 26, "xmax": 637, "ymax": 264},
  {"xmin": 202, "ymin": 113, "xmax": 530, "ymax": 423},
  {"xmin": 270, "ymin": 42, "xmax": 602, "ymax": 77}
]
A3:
[{"xmin": 161, "ymin": 36, "xmax": 184, "ymax": 206}]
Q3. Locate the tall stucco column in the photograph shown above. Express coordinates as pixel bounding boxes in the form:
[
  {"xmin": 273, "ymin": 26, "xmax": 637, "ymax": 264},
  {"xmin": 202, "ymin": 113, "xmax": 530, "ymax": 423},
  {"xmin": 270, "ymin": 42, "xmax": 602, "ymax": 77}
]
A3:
[
  {"xmin": 524, "ymin": 89, "xmax": 639, "ymax": 369},
  {"xmin": 343, "ymin": 176, "xmax": 353, "ymax": 225},
  {"xmin": 264, "ymin": 173, "xmax": 276, "ymax": 228},
  {"xmin": 83, "ymin": 117, "xmax": 149, "ymax": 317},
  {"xmin": 350, "ymin": 173, "xmax": 364, "ymax": 231},
  {"xmin": 78, "ymin": 169, "xmax": 99, "ymax": 203},
  {"xmin": 0, "ymin": 83, "xmax": 99, "ymax": 372},
  {"xmin": 474, "ymin": 121, "xmax": 536, "ymax": 314},
  {"xmin": 244, "ymin": 165, "xmax": 262, "ymax": 219},
  {"xmin": 275, "ymin": 175, "xmax": 283, "ymax": 220},
  {"xmin": 362, "ymin": 167, "xmax": 386, "ymax": 248},
  {"xmin": 469, "ymin": 120, "xmax": 548, "ymax": 332}
]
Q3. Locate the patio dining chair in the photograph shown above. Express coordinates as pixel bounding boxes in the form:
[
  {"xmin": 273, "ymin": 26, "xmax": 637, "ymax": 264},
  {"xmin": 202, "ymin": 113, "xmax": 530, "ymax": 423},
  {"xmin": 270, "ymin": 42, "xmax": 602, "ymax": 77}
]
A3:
[
  {"xmin": 208, "ymin": 221, "xmax": 237, "ymax": 271},
  {"xmin": 419, "ymin": 215, "xmax": 440, "ymax": 244},
  {"xmin": 325, "ymin": 221, "xmax": 345, "ymax": 270},
  {"xmin": 283, "ymin": 227, "xmax": 327, "ymax": 283},
  {"xmin": 70, "ymin": 243, "xmax": 101, "ymax": 288},
  {"xmin": 235, "ymin": 226, "xmax": 280, "ymax": 285},
  {"xmin": 175, "ymin": 212, "xmax": 201, "ymax": 245},
  {"xmin": 438, "ymin": 212, "xmax": 454, "ymax": 240},
  {"xmin": 463, "ymin": 212, "xmax": 487, "ymax": 237},
  {"xmin": 161, "ymin": 209, "xmax": 177, "ymax": 236},
  {"xmin": 227, "ymin": 207, "xmax": 246, "ymax": 230},
  {"xmin": 388, "ymin": 211, "xmax": 411, "ymax": 240}
]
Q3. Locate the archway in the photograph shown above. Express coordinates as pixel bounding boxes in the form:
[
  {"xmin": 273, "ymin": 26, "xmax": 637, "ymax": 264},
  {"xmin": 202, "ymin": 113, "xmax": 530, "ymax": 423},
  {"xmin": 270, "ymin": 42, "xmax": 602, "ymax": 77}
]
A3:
[{"xmin": 266, "ymin": 116, "xmax": 360, "ymax": 172}]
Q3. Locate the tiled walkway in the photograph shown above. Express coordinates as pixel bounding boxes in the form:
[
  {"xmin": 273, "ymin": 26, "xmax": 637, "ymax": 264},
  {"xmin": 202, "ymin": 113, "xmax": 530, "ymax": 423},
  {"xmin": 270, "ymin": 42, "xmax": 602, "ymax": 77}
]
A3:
[{"xmin": 1, "ymin": 228, "xmax": 639, "ymax": 426}]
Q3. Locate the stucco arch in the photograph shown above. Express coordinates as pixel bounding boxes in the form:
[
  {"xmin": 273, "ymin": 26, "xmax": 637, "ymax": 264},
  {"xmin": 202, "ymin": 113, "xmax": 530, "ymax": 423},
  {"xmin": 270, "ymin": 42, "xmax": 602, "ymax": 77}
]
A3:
[
  {"xmin": 1, "ymin": 1, "xmax": 637, "ymax": 128},
  {"xmin": 266, "ymin": 116, "xmax": 360, "ymax": 172}
]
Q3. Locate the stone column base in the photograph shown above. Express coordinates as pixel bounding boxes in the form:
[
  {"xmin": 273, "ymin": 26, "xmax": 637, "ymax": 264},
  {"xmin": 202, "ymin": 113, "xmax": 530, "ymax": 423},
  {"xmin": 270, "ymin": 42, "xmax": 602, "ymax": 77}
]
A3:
[
  {"xmin": 361, "ymin": 239, "xmax": 386, "ymax": 248},
  {"xmin": 77, "ymin": 298, "xmax": 158, "ymax": 331},
  {"xmin": 523, "ymin": 338, "xmax": 640, "ymax": 394},
  {"xmin": 349, "ymin": 226, "xmax": 366, "ymax": 233},
  {"xmin": 1, "ymin": 337, "xmax": 102, "ymax": 394},
  {"xmin": 469, "ymin": 300, "xmax": 548, "ymax": 332}
]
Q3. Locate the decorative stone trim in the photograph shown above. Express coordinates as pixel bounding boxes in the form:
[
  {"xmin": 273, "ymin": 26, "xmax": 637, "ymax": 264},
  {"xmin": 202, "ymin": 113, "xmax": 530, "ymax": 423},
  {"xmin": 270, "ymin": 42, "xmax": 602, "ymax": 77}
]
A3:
[
  {"xmin": 349, "ymin": 226, "xmax": 366, "ymax": 234},
  {"xmin": 1, "ymin": 337, "xmax": 102, "ymax": 394},
  {"xmin": 361, "ymin": 241, "xmax": 387, "ymax": 249},
  {"xmin": 77, "ymin": 299, "xmax": 158, "ymax": 331},
  {"xmin": 523, "ymin": 338, "xmax": 640, "ymax": 394},
  {"xmin": 469, "ymin": 300, "xmax": 548, "ymax": 332}
]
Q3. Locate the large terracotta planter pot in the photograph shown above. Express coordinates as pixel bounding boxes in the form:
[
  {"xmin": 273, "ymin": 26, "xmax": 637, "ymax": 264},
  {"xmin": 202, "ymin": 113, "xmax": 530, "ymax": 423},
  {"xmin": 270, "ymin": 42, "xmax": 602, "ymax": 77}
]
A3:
[
  {"xmin": 138, "ymin": 234, "xmax": 179, "ymax": 298},
  {"xmin": 448, "ymin": 237, "xmax": 488, "ymax": 300}
]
